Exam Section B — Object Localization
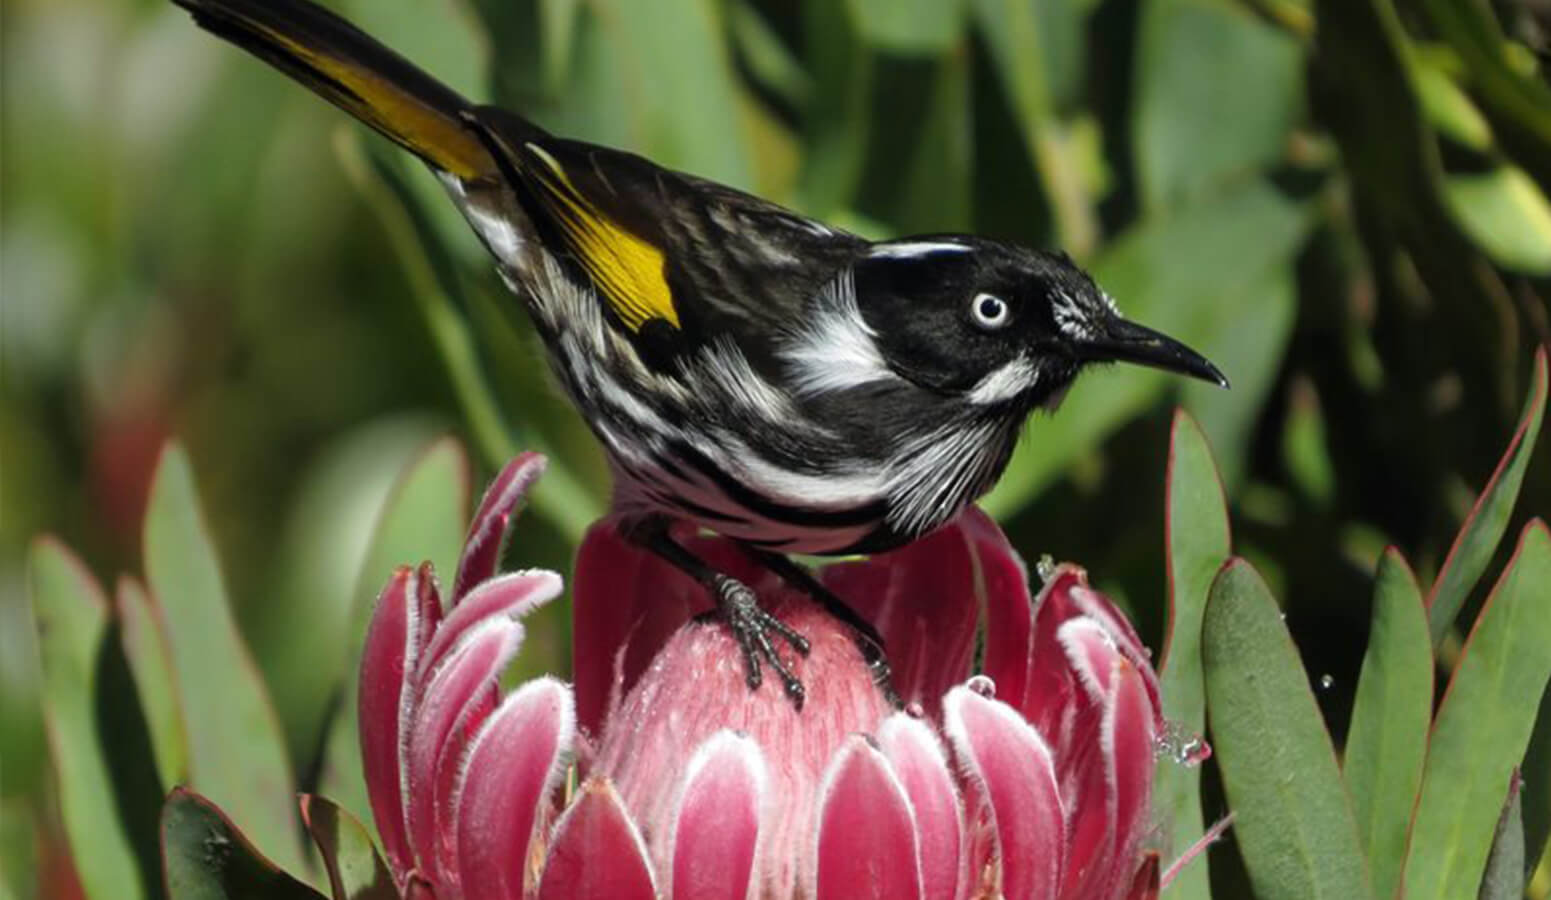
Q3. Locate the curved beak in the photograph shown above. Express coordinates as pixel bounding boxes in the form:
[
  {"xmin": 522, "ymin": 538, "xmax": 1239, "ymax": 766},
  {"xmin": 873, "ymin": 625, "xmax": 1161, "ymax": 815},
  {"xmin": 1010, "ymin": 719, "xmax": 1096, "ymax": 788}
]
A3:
[{"xmin": 1078, "ymin": 317, "xmax": 1229, "ymax": 388}]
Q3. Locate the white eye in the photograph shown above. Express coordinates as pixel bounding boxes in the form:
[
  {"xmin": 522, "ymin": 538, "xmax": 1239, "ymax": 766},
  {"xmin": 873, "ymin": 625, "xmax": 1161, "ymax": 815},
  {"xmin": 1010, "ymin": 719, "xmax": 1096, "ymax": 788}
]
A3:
[{"xmin": 971, "ymin": 293, "xmax": 1010, "ymax": 329}]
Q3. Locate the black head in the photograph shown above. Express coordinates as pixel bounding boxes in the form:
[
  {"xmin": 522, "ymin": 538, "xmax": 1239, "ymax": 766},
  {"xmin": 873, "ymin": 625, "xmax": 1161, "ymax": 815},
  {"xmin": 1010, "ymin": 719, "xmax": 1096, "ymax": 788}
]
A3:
[{"xmin": 851, "ymin": 237, "xmax": 1228, "ymax": 409}]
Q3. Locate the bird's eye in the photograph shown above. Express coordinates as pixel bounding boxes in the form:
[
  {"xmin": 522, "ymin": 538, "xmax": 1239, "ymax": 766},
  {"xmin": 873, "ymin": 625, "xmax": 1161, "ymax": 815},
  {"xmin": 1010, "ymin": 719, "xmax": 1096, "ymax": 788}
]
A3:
[{"xmin": 971, "ymin": 293, "xmax": 1010, "ymax": 330}]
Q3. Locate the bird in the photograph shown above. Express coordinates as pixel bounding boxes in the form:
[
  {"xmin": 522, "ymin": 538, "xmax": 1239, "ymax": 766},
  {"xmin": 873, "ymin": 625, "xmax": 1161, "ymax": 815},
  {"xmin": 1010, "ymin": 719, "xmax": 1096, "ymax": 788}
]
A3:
[{"xmin": 171, "ymin": 0, "xmax": 1228, "ymax": 708}]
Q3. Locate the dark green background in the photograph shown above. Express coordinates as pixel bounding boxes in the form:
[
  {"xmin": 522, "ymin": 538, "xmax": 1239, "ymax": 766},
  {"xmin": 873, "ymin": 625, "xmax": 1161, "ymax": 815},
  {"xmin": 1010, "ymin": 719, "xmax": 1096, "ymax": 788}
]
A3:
[{"xmin": 5, "ymin": 0, "xmax": 1550, "ymax": 896}]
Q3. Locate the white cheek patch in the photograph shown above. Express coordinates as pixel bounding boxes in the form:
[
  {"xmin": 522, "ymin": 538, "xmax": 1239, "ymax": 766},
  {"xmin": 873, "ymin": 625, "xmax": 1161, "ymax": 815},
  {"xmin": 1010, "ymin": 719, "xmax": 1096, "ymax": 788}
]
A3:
[
  {"xmin": 781, "ymin": 272, "xmax": 903, "ymax": 396},
  {"xmin": 968, "ymin": 356, "xmax": 1039, "ymax": 405}
]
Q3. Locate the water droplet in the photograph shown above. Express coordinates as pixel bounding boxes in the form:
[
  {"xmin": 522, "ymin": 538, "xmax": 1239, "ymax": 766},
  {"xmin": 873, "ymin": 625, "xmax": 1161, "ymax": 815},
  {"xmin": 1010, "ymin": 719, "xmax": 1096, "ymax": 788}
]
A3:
[
  {"xmin": 1035, "ymin": 554, "xmax": 1057, "ymax": 584},
  {"xmin": 1155, "ymin": 719, "xmax": 1213, "ymax": 767},
  {"xmin": 1318, "ymin": 674, "xmax": 1335, "ymax": 691},
  {"xmin": 966, "ymin": 674, "xmax": 997, "ymax": 698},
  {"xmin": 904, "ymin": 701, "xmax": 926, "ymax": 719}
]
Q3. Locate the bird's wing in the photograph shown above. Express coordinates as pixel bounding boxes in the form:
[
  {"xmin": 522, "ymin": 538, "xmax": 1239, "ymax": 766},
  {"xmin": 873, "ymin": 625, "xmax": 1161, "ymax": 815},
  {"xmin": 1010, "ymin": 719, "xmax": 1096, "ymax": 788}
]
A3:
[{"xmin": 463, "ymin": 108, "xmax": 868, "ymax": 369}]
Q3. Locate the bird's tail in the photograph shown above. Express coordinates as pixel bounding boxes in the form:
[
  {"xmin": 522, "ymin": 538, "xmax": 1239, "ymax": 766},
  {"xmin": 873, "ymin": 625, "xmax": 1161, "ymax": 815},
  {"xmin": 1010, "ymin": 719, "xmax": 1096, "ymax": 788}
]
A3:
[{"xmin": 173, "ymin": 0, "xmax": 496, "ymax": 179}]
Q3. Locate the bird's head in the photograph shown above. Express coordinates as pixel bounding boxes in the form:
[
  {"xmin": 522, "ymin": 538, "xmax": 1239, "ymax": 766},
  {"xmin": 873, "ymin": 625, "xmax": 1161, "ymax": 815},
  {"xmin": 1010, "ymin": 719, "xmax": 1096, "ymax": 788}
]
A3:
[{"xmin": 849, "ymin": 237, "xmax": 1228, "ymax": 411}]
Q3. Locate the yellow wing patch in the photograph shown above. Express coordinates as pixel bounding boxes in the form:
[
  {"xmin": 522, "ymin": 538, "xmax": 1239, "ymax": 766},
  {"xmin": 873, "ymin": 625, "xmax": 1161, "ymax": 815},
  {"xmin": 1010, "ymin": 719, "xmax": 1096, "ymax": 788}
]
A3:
[{"xmin": 524, "ymin": 144, "xmax": 679, "ymax": 331}]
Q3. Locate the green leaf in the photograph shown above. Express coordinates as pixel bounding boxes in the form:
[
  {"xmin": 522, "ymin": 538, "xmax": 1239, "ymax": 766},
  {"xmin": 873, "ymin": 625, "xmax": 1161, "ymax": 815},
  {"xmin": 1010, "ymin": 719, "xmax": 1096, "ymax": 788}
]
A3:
[
  {"xmin": 1410, "ymin": 55, "xmax": 1493, "ymax": 152},
  {"xmin": 1204, "ymin": 558, "xmax": 1373, "ymax": 900},
  {"xmin": 844, "ymin": 0, "xmax": 965, "ymax": 54},
  {"xmin": 252, "ymin": 416, "xmax": 441, "ymax": 772},
  {"xmin": 319, "ymin": 437, "xmax": 471, "ymax": 830},
  {"xmin": 300, "ymin": 796, "xmax": 397, "ymax": 900},
  {"xmin": 1154, "ymin": 410, "xmax": 1231, "ymax": 899},
  {"xmin": 29, "ymin": 538, "xmax": 150, "ymax": 900},
  {"xmin": 1404, "ymin": 520, "xmax": 1551, "ymax": 900},
  {"xmin": 1180, "ymin": 265, "xmax": 1297, "ymax": 488},
  {"xmin": 797, "ymin": 0, "xmax": 873, "ymax": 216},
  {"xmin": 161, "ymin": 788, "xmax": 325, "ymax": 900},
  {"xmin": 144, "ymin": 445, "xmax": 303, "ymax": 874},
  {"xmin": 1478, "ymin": 772, "xmax": 1525, "ymax": 900},
  {"xmin": 1281, "ymin": 377, "xmax": 1337, "ymax": 506},
  {"xmin": 546, "ymin": 0, "xmax": 753, "ymax": 190},
  {"xmin": 116, "ymin": 576, "xmax": 189, "ymax": 791},
  {"xmin": 1442, "ymin": 166, "xmax": 1551, "ymax": 275},
  {"xmin": 1133, "ymin": 0, "xmax": 1304, "ymax": 212},
  {"xmin": 1343, "ymin": 549, "xmax": 1431, "ymax": 900},
  {"xmin": 984, "ymin": 181, "xmax": 1311, "ymax": 516},
  {"xmin": 971, "ymin": 0, "xmax": 1097, "ymax": 253},
  {"xmin": 1427, "ymin": 347, "xmax": 1548, "ymax": 645}
]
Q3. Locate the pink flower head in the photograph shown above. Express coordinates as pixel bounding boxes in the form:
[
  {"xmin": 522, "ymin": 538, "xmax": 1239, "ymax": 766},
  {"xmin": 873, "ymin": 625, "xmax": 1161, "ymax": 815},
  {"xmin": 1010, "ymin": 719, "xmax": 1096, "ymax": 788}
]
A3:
[{"xmin": 357, "ymin": 454, "xmax": 1191, "ymax": 899}]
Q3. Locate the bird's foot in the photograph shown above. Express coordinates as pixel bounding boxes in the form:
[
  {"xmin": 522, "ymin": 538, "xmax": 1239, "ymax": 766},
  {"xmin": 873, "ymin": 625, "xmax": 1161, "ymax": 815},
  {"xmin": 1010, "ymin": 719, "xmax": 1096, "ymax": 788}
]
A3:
[{"xmin": 709, "ymin": 574, "xmax": 810, "ymax": 709}]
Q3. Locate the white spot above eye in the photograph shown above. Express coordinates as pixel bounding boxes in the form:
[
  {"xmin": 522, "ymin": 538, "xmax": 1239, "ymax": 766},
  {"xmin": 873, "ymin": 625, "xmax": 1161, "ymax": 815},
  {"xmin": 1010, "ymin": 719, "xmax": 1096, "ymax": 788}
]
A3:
[
  {"xmin": 971, "ymin": 293, "xmax": 1010, "ymax": 329},
  {"xmin": 868, "ymin": 241, "xmax": 972, "ymax": 260}
]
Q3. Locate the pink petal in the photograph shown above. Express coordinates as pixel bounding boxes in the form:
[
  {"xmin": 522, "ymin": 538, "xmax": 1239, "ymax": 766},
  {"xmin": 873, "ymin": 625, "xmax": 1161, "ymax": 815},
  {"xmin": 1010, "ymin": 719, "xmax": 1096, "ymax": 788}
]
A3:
[
  {"xmin": 1127, "ymin": 853, "xmax": 1160, "ymax": 900},
  {"xmin": 357, "ymin": 565, "xmax": 420, "ymax": 879},
  {"xmin": 944, "ymin": 687, "xmax": 1064, "ymax": 900},
  {"xmin": 455, "ymin": 677, "xmax": 575, "ymax": 900},
  {"xmin": 570, "ymin": 520, "xmax": 777, "ymax": 738},
  {"xmin": 537, "ymin": 778, "xmax": 657, "ymax": 900},
  {"xmin": 452, "ymin": 453, "xmax": 546, "ymax": 603},
  {"xmin": 1057, "ymin": 618, "xmax": 1122, "ymax": 706},
  {"xmin": 1106, "ymin": 662, "xmax": 1159, "ymax": 896},
  {"xmin": 422, "ymin": 570, "xmax": 561, "ymax": 678},
  {"xmin": 669, "ymin": 732, "xmax": 766, "ymax": 900},
  {"xmin": 878, "ymin": 715, "xmax": 965, "ymax": 900},
  {"xmin": 1065, "ymin": 585, "xmax": 1161, "ymax": 723},
  {"xmin": 406, "ymin": 619, "xmax": 522, "ymax": 886},
  {"xmin": 957, "ymin": 508, "xmax": 1038, "ymax": 711},
  {"xmin": 819, "ymin": 517, "xmax": 981, "ymax": 716},
  {"xmin": 815, "ymin": 736, "xmax": 923, "ymax": 900}
]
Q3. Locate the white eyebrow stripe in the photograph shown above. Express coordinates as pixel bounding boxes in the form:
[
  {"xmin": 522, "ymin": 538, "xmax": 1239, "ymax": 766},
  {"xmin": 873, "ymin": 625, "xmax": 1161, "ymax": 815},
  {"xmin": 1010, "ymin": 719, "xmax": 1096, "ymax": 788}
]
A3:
[{"xmin": 868, "ymin": 241, "xmax": 972, "ymax": 259}]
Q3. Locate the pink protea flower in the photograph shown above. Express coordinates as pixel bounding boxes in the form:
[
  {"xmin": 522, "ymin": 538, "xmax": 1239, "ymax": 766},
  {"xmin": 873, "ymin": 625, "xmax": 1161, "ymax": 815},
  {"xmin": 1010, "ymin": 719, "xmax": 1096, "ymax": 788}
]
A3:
[{"xmin": 357, "ymin": 453, "xmax": 1192, "ymax": 899}]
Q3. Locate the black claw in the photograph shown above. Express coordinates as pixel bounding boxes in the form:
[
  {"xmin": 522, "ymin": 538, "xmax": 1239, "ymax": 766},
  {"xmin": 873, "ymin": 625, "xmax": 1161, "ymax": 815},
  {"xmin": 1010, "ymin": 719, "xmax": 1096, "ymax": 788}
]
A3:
[
  {"xmin": 714, "ymin": 575, "xmax": 808, "ymax": 708},
  {"xmin": 743, "ymin": 547, "xmax": 904, "ymax": 710}
]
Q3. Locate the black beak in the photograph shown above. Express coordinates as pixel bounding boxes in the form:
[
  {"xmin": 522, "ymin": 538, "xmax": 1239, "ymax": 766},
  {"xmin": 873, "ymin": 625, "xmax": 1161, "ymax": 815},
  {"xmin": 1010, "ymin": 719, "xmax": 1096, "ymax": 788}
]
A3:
[{"xmin": 1078, "ymin": 317, "xmax": 1229, "ymax": 388}]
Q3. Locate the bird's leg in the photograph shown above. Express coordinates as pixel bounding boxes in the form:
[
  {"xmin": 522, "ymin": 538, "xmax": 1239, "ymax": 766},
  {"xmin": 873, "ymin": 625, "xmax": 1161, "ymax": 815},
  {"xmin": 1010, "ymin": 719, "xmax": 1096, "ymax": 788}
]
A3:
[
  {"xmin": 744, "ymin": 548, "xmax": 903, "ymax": 709},
  {"xmin": 631, "ymin": 518, "xmax": 810, "ymax": 708}
]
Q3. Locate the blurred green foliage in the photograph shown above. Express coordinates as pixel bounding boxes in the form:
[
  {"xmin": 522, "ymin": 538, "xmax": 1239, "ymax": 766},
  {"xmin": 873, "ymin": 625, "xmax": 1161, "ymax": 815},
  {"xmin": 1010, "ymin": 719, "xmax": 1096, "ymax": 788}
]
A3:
[{"xmin": 5, "ymin": 0, "xmax": 1551, "ymax": 896}]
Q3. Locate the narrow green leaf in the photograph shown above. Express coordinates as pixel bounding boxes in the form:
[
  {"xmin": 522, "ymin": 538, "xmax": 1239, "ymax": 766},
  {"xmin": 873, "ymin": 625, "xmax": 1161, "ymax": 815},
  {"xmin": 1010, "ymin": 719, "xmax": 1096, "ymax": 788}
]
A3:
[
  {"xmin": 252, "ymin": 417, "xmax": 440, "ymax": 773},
  {"xmin": 568, "ymin": 0, "xmax": 753, "ymax": 189},
  {"xmin": 1478, "ymin": 772, "xmax": 1525, "ymax": 900},
  {"xmin": 319, "ymin": 438, "xmax": 471, "ymax": 830},
  {"xmin": 845, "ymin": 0, "xmax": 965, "ymax": 54},
  {"xmin": 1343, "ymin": 549, "xmax": 1431, "ymax": 900},
  {"xmin": 1442, "ymin": 166, "xmax": 1551, "ymax": 275},
  {"xmin": 797, "ymin": 0, "xmax": 874, "ymax": 215},
  {"xmin": 144, "ymin": 445, "xmax": 303, "ymax": 874},
  {"xmin": 29, "ymin": 538, "xmax": 150, "ymax": 900},
  {"xmin": 971, "ymin": 0, "xmax": 1097, "ymax": 254},
  {"xmin": 1427, "ymin": 347, "xmax": 1548, "ymax": 645},
  {"xmin": 1405, "ymin": 521, "xmax": 1551, "ymax": 900},
  {"xmin": 161, "ymin": 789, "xmax": 325, "ymax": 900},
  {"xmin": 300, "ymin": 795, "xmax": 397, "ymax": 900},
  {"xmin": 1204, "ymin": 558, "xmax": 1373, "ymax": 900},
  {"xmin": 1281, "ymin": 377, "xmax": 1337, "ymax": 506},
  {"xmin": 1133, "ymin": 0, "xmax": 1304, "ymax": 212},
  {"xmin": 1154, "ymin": 409, "xmax": 1231, "ymax": 899},
  {"xmin": 117, "ymin": 576, "xmax": 189, "ymax": 792}
]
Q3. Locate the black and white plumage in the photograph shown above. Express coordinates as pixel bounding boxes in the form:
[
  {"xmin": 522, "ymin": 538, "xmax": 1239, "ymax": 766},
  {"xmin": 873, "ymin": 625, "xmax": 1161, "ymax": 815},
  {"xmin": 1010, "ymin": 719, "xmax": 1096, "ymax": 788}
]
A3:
[{"xmin": 172, "ymin": 0, "xmax": 1228, "ymax": 705}]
